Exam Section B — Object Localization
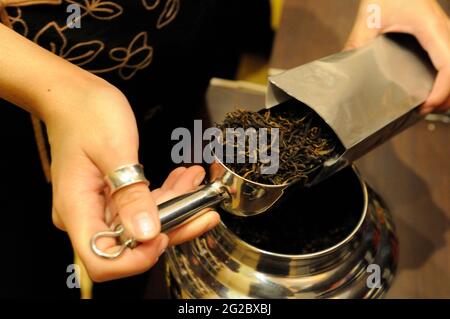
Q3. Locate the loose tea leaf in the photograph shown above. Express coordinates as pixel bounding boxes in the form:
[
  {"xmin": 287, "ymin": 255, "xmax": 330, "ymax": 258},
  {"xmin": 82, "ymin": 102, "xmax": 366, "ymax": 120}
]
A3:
[{"xmin": 216, "ymin": 100, "xmax": 343, "ymax": 185}]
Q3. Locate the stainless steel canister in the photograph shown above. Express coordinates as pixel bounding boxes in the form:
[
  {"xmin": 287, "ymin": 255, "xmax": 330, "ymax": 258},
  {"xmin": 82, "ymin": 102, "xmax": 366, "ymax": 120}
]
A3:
[{"xmin": 165, "ymin": 166, "xmax": 398, "ymax": 298}]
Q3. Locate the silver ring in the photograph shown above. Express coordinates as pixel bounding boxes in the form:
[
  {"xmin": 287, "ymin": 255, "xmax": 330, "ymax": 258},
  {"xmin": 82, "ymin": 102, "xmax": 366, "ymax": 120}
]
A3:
[{"xmin": 105, "ymin": 164, "xmax": 149, "ymax": 195}]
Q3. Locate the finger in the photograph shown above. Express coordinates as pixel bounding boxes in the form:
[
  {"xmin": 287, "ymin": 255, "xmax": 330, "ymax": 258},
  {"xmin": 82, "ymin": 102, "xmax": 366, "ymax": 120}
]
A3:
[
  {"xmin": 409, "ymin": 17, "xmax": 450, "ymax": 113},
  {"xmin": 421, "ymin": 67, "xmax": 450, "ymax": 113},
  {"xmin": 52, "ymin": 206, "xmax": 66, "ymax": 231},
  {"xmin": 160, "ymin": 166, "xmax": 187, "ymax": 191},
  {"xmin": 164, "ymin": 165, "xmax": 205, "ymax": 192},
  {"xmin": 434, "ymin": 95, "xmax": 450, "ymax": 112},
  {"xmin": 89, "ymin": 233, "xmax": 169, "ymax": 282},
  {"xmin": 150, "ymin": 166, "xmax": 212, "ymax": 240},
  {"xmin": 152, "ymin": 165, "xmax": 206, "ymax": 203},
  {"xmin": 343, "ymin": 2, "xmax": 380, "ymax": 50},
  {"xmin": 112, "ymin": 182, "xmax": 160, "ymax": 242},
  {"xmin": 86, "ymin": 233, "xmax": 168, "ymax": 282},
  {"xmin": 166, "ymin": 210, "xmax": 220, "ymax": 246}
]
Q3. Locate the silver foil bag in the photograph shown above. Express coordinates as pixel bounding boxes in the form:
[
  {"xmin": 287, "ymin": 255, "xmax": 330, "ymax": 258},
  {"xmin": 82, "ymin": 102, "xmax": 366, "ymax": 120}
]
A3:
[{"xmin": 266, "ymin": 34, "xmax": 436, "ymax": 185}]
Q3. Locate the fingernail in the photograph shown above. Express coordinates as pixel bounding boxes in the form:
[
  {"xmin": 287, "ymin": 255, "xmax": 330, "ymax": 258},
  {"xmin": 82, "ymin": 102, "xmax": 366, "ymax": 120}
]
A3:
[
  {"xmin": 158, "ymin": 235, "xmax": 169, "ymax": 257},
  {"xmin": 193, "ymin": 171, "xmax": 206, "ymax": 186},
  {"xmin": 133, "ymin": 212, "xmax": 155, "ymax": 239}
]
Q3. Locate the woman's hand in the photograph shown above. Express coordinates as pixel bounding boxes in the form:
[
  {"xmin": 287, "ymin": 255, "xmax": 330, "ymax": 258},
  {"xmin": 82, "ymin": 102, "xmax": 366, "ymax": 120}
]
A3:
[
  {"xmin": 345, "ymin": 0, "xmax": 450, "ymax": 114},
  {"xmin": 0, "ymin": 24, "xmax": 220, "ymax": 282},
  {"xmin": 47, "ymin": 84, "xmax": 220, "ymax": 282}
]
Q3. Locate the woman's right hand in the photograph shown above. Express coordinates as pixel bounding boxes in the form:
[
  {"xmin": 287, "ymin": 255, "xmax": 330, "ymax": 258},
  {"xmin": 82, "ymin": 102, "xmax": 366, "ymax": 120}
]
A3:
[
  {"xmin": 46, "ymin": 78, "xmax": 220, "ymax": 282},
  {"xmin": 0, "ymin": 23, "xmax": 220, "ymax": 282}
]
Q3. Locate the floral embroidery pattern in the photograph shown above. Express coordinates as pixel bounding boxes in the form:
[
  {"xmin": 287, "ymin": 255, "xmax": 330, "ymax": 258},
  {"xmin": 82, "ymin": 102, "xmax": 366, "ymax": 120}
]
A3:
[
  {"xmin": 5, "ymin": 7, "xmax": 28, "ymax": 36},
  {"xmin": 3, "ymin": 0, "xmax": 180, "ymax": 79},
  {"xmin": 108, "ymin": 32, "xmax": 153, "ymax": 80},
  {"xmin": 33, "ymin": 21, "xmax": 104, "ymax": 65},
  {"xmin": 142, "ymin": 0, "xmax": 180, "ymax": 29},
  {"xmin": 0, "ymin": 0, "xmax": 182, "ymax": 183},
  {"xmin": 157, "ymin": 0, "xmax": 179, "ymax": 29},
  {"xmin": 2, "ymin": 0, "xmax": 61, "ymax": 6},
  {"xmin": 141, "ymin": 0, "xmax": 159, "ymax": 11},
  {"xmin": 66, "ymin": 0, "xmax": 122, "ymax": 21}
]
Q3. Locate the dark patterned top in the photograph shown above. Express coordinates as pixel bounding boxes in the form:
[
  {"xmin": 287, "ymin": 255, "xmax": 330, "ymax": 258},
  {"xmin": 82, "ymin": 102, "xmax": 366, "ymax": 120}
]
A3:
[
  {"xmin": 4, "ymin": 0, "xmax": 218, "ymax": 117},
  {"xmin": 0, "ymin": 0, "xmax": 221, "ymax": 184}
]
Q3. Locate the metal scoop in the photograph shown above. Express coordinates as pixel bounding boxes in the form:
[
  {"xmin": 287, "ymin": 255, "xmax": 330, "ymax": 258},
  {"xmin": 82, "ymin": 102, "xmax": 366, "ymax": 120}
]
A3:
[{"xmin": 91, "ymin": 158, "xmax": 292, "ymax": 259}]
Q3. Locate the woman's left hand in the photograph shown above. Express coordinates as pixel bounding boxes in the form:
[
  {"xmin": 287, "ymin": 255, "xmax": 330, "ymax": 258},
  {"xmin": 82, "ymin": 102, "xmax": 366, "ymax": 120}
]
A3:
[{"xmin": 345, "ymin": 0, "xmax": 450, "ymax": 114}]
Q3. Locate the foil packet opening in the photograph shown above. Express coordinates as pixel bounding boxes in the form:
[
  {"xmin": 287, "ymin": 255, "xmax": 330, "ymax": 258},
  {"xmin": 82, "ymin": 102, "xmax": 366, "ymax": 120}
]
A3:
[{"xmin": 266, "ymin": 33, "xmax": 436, "ymax": 185}]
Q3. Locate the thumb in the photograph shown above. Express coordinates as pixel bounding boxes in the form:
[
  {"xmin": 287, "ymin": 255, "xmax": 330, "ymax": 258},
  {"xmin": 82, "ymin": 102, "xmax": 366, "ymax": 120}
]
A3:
[
  {"xmin": 343, "ymin": 3, "xmax": 380, "ymax": 51},
  {"xmin": 112, "ymin": 181, "xmax": 160, "ymax": 242},
  {"xmin": 83, "ymin": 95, "xmax": 161, "ymax": 242},
  {"xmin": 92, "ymin": 143, "xmax": 160, "ymax": 242}
]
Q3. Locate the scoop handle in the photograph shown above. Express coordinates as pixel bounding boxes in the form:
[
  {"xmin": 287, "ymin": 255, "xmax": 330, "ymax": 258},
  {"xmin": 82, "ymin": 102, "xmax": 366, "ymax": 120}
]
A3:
[
  {"xmin": 91, "ymin": 182, "xmax": 228, "ymax": 259},
  {"xmin": 159, "ymin": 181, "xmax": 227, "ymax": 231}
]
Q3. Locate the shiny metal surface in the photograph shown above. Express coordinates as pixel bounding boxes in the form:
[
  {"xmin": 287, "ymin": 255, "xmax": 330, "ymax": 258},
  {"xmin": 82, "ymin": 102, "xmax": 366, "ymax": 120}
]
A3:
[
  {"xmin": 159, "ymin": 181, "xmax": 227, "ymax": 231},
  {"xmin": 209, "ymin": 161, "xmax": 289, "ymax": 217},
  {"xmin": 166, "ymin": 167, "xmax": 398, "ymax": 298},
  {"xmin": 90, "ymin": 225, "xmax": 137, "ymax": 260},
  {"xmin": 104, "ymin": 163, "xmax": 149, "ymax": 195},
  {"xmin": 91, "ymin": 159, "xmax": 289, "ymax": 259}
]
